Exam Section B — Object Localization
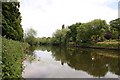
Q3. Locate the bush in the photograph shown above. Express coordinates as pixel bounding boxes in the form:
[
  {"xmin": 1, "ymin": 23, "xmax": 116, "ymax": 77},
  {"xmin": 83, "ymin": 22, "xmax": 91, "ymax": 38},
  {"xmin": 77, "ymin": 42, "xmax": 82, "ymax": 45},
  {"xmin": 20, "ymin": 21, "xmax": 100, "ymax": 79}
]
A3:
[
  {"xmin": 2, "ymin": 37, "xmax": 29, "ymax": 79},
  {"xmin": 104, "ymin": 32, "xmax": 112, "ymax": 40}
]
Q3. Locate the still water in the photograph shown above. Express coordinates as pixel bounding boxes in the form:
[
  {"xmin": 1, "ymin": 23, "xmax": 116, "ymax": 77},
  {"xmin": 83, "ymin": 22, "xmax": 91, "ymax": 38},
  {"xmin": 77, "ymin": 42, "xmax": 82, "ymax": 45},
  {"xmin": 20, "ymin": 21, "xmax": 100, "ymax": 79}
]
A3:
[{"xmin": 22, "ymin": 46, "xmax": 120, "ymax": 78}]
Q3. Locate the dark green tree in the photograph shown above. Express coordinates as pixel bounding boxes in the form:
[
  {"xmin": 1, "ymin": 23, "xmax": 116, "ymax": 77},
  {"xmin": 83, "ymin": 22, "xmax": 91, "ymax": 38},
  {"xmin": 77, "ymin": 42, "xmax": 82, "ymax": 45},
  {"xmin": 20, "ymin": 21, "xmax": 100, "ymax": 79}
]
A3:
[
  {"xmin": 68, "ymin": 23, "xmax": 81, "ymax": 42},
  {"xmin": 77, "ymin": 19, "xmax": 108, "ymax": 43},
  {"xmin": 62, "ymin": 24, "xmax": 65, "ymax": 29},
  {"xmin": 52, "ymin": 26, "xmax": 70, "ymax": 45},
  {"xmin": 2, "ymin": 2, "xmax": 23, "ymax": 41},
  {"xmin": 109, "ymin": 18, "xmax": 120, "ymax": 40}
]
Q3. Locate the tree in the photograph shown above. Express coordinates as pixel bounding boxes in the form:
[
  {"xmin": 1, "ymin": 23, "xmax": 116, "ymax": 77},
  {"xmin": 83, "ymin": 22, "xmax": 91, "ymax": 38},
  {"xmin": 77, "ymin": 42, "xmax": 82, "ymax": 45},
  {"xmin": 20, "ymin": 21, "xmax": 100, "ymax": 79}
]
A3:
[
  {"xmin": 109, "ymin": 18, "xmax": 120, "ymax": 40},
  {"xmin": 77, "ymin": 23, "xmax": 92, "ymax": 43},
  {"xmin": 2, "ymin": 2, "xmax": 23, "ymax": 41},
  {"xmin": 68, "ymin": 23, "xmax": 81, "ymax": 42},
  {"xmin": 77, "ymin": 19, "xmax": 108, "ymax": 43},
  {"xmin": 24, "ymin": 28, "xmax": 37, "ymax": 46},
  {"xmin": 90, "ymin": 19, "xmax": 108, "ymax": 42},
  {"xmin": 62, "ymin": 24, "xmax": 65, "ymax": 29},
  {"xmin": 52, "ymin": 26, "xmax": 70, "ymax": 45}
]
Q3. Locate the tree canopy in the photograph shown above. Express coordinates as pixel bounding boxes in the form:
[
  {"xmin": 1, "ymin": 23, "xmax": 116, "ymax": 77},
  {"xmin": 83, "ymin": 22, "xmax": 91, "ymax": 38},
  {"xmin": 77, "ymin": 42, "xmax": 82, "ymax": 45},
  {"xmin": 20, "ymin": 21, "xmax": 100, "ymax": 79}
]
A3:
[
  {"xmin": 2, "ymin": 2, "xmax": 23, "ymax": 41},
  {"xmin": 109, "ymin": 18, "xmax": 120, "ymax": 39},
  {"xmin": 77, "ymin": 19, "xmax": 108, "ymax": 43},
  {"xmin": 32, "ymin": 18, "xmax": 119, "ymax": 46},
  {"xmin": 24, "ymin": 28, "xmax": 37, "ymax": 46}
]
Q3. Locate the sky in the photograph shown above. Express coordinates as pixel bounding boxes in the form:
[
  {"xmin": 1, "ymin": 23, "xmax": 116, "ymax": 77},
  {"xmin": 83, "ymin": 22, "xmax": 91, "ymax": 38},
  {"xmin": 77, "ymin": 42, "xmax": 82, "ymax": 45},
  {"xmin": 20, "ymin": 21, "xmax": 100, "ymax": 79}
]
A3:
[
  {"xmin": 118, "ymin": 1, "xmax": 120, "ymax": 18},
  {"xmin": 19, "ymin": 0, "xmax": 119, "ymax": 37}
]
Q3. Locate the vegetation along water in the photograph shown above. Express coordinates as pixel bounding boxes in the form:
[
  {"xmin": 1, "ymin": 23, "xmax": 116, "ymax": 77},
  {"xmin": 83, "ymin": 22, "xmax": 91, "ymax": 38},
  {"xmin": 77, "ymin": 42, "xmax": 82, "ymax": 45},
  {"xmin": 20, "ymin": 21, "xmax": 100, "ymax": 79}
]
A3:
[
  {"xmin": 0, "ymin": 0, "xmax": 120, "ymax": 79},
  {"xmin": 22, "ymin": 46, "xmax": 120, "ymax": 78}
]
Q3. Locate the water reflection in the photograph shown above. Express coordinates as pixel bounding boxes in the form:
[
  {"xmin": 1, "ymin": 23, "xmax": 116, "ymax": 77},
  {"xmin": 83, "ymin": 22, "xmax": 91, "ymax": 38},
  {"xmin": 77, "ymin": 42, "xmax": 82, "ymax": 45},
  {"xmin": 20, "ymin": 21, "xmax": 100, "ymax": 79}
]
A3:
[
  {"xmin": 23, "ymin": 46, "xmax": 36, "ymax": 64},
  {"xmin": 23, "ymin": 46, "xmax": 120, "ymax": 78}
]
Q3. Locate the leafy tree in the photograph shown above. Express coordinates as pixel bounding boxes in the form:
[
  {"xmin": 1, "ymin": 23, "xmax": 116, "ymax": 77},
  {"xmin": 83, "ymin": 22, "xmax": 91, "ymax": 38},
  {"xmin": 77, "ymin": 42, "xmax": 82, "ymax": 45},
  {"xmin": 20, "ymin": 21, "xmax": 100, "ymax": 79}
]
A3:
[
  {"xmin": 77, "ymin": 19, "xmax": 108, "ymax": 43},
  {"xmin": 77, "ymin": 23, "xmax": 92, "ymax": 43},
  {"xmin": 24, "ymin": 28, "xmax": 37, "ymax": 46},
  {"xmin": 62, "ymin": 24, "xmax": 65, "ymax": 29},
  {"xmin": 109, "ymin": 18, "xmax": 120, "ymax": 40},
  {"xmin": 90, "ymin": 19, "xmax": 108, "ymax": 42},
  {"xmin": 37, "ymin": 37, "xmax": 50, "ymax": 45},
  {"xmin": 52, "ymin": 26, "xmax": 70, "ymax": 45},
  {"xmin": 68, "ymin": 23, "xmax": 81, "ymax": 42},
  {"xmin": 2, "ymin": 2, "xmax": 23, "ymax": 41}
]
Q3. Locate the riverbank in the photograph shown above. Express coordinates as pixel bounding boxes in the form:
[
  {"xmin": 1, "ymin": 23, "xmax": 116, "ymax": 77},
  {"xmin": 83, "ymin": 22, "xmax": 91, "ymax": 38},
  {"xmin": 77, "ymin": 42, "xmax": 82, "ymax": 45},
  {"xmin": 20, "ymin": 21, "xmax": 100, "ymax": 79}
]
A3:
[
  {"xmin": 68, "ymin": 41, "xmax": 120, "ymax": 50},
  {"xmin": 2, "ymin": 37, "xmax": 29, "ymax": 79}
]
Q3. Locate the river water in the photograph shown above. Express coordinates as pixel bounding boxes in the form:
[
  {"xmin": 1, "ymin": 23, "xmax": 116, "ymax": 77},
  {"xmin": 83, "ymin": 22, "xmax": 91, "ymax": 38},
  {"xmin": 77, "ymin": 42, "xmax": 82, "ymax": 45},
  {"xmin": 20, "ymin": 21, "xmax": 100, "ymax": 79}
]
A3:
[{"xmin": 22, "ymin": 46, "xmax": 120, "ymax": 78}]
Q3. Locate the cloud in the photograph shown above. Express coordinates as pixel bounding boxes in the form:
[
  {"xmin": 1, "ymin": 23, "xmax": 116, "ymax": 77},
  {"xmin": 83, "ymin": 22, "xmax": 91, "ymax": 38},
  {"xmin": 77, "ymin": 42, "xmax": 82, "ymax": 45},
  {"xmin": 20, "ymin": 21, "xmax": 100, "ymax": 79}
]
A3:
[
  {"xmin": 119, "ymin": 1, "xmax": 120, "ymax": 18},
  {"xmin": 20, "ymin": 0, "xmax": 119, "ymax": 37}
]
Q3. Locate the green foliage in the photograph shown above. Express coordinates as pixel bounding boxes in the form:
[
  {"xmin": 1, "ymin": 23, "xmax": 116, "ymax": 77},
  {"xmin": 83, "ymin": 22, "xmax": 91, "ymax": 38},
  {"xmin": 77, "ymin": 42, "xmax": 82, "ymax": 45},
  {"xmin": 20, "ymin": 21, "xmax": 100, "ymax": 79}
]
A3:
[
  {"xmin": 2, "ymin": 37, "xmax": 29, "ymax": 79},
  {"xmin": 52, "ymin": 27, "xmax": 70, "ymax": 45},
  {"xmin": 36, "ymin": 46, "xmax": 120, "ymax": 77},
  {"xmin": 68, "ymin": 23, "xmax": 81, "ymax": 42},
  {"xmin": 77, "ymin": 23, "xmax": 92, "ymax": 43},
  {"xmin": 94, "ymin": 42, "xmax": 119, "ymax": 48},
  {"xmin": 26, "ymin": 19, "xmax": 119, "ymax": 48},
  {"xmin": 109, "ymin": 18, "xmax": 120, "ymax": 39},
  {"xmin": 77, "ymin": 19, "xmax": 108, "ymax": 44},
  {"xmin": 110, "ymin": 18, "xmax": 120, "ymax": 30},
  {"xmin": 24, "ymin": 28, "xmax": 37, "ymax": 46},
  {"xmin": 37, "ymin": 37, "xmax": 48, "ymax": 45},
  {"xmin": 2, "ymin": 2, "xmax": 23, "ymax": 41}
]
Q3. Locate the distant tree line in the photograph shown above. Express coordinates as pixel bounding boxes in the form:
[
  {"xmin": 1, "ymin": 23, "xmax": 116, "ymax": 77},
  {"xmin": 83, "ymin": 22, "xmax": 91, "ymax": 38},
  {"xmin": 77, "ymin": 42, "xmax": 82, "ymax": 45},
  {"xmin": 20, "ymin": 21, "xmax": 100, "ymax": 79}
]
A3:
[
  {"xmin": 1, "ymin": 2, "xmax": 119, "ymax": 46},
  {"xmin": 26, "ymin": 18, "xmax": 119, "ymax": 46}
]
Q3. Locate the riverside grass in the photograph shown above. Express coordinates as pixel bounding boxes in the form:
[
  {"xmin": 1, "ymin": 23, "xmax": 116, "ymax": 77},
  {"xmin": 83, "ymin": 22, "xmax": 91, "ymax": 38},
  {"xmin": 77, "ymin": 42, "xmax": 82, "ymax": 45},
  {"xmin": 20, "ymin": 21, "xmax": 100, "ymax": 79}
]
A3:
[
  {"xmin": 2, "ymin": 37, "xmax": 29, "ymax": 79},
  {"xmin": 95, "ymin": 41, "xmax": 120, "ymax": 48}
]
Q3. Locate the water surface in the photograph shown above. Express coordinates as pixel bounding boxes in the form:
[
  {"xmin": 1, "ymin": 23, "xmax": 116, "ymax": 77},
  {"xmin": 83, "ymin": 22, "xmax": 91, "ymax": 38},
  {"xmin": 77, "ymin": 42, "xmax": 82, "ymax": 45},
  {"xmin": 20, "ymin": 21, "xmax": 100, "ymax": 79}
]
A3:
[{"xmin": 22, "ymin": 46, "xmax": 120, "ymax": 78}]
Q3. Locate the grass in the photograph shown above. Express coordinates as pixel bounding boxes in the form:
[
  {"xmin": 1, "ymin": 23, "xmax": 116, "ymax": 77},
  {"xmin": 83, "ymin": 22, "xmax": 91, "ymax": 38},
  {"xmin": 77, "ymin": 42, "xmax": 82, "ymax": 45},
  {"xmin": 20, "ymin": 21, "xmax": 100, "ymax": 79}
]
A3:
[
  {"xmin": 68, "ymin": 40, "xmax": 120, "ymax": 49},
  {"xmin": 95, "ymin": 40, "xmax": 120, "ymax": 48},
  {"xmin": 2, "ymin": 37, "xmax": 29, "ymax": 79}
]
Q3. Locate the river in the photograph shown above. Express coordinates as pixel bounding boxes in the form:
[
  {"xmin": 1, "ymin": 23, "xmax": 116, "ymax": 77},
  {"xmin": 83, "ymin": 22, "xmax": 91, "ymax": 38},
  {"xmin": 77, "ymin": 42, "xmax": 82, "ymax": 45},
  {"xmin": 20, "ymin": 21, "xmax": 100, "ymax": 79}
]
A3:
[{"xmin": 22, "ymin": 46, "xmax": 120, "ymax": 78}]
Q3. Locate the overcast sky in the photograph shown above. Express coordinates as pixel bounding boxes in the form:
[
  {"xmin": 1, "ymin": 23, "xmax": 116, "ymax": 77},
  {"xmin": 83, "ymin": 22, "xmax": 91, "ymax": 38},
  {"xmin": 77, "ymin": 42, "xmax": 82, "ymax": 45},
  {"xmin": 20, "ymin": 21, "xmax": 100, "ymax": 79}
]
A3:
[{"xmin": 19, "ymin": 0, "xmax": 119, "ymax": 37}]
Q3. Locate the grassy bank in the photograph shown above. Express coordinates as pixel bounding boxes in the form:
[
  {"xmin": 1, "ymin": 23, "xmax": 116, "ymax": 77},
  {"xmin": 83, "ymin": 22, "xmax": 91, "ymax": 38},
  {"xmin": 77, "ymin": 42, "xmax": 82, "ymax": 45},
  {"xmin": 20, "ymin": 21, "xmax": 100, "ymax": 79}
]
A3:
[
  {"xmin": 2, "ymin": 37, "xmax": 29, "ymax": 79},
  {"xmin": 68, "ymin": 40, "xmax": 120, "ymax": 50},
  {"xmin": 93, "ymin": 40, "xmax": 120, "ymax": 50}
]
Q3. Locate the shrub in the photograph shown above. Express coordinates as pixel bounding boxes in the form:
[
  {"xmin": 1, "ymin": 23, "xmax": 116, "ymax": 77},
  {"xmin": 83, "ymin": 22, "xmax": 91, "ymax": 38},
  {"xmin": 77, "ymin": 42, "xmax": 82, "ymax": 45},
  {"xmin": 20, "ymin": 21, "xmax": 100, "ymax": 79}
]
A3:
[{"xmin": 2, "ymin": 38, "xmax": 29, "ymax": 79}]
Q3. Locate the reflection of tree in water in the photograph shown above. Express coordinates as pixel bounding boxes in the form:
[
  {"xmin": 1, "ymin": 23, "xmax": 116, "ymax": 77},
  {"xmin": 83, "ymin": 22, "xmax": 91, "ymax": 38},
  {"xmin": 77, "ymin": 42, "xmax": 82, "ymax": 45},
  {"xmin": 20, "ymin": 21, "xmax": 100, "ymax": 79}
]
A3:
[
  {"xmin": 63, "ymin": 49, "xmax": 108, "ymax": 77},
  {"xmin": 50, "ymin": 46, "xmax": 120, "ymax": 77},
  {"xmin": 25, "ymin": 46, "xmax": 54, "ymax": 63},
  {"xmin": 25, "ymin": 46, "xmax": 36, "ymax": 63},
  {"xmin": 35, "ymin": 46, "xmax": 51, "ymax": 52},
  {"xmin": 30, "ymin": 46, "xmax": 120, "ymax": 77},
  {"xmin": 91, "ymin": 50, "xmax": 120, "ymax": 76},
  {"xmin": 119, "ymin": 55, "xmax": 120, "ymax": 76},
  {"xmin": 26, "ymin": 46, "xmax": 36, "ymax": 55}
]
